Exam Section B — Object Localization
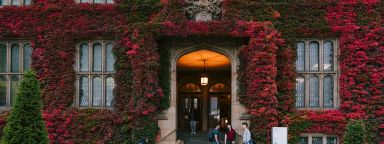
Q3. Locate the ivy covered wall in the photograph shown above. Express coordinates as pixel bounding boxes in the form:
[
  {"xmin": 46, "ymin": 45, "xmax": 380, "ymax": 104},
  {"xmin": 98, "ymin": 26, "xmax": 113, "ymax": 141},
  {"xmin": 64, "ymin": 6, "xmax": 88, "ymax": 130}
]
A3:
[{"xmin": 0, "ymin": 0, "xmax": 382, "ymax": 143}]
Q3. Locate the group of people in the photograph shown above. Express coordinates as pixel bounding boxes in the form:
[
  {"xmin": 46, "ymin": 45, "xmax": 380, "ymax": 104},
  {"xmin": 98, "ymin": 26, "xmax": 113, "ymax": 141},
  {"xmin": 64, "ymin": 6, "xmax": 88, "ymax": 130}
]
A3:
[
  {"xmin": 208, "ymin": 123, "xmax": 252, "ymax": 144},
  {"xmin": 188, "ymin": 109, "xmax": 253, "ymax": 144}
]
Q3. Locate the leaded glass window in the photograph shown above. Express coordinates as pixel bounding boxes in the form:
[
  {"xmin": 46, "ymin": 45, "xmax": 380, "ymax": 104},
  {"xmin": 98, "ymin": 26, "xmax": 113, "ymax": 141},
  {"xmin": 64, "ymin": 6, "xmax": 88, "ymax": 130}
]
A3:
[
  {"xmin": 309, "ymin": 41, "xmax": 319, "ymax": 71},
  {"xmin": 299, "ymin": 135, "xmax": 338, "ymax": 144},
  {"xmin": 0, "ymin": 40, "xmax": 31, "ymax": 109},
  {"xmin": 76, "ymin": 41, "xmax": 115, "ymax": 108},
  {"xmin": 79, "ymin": 0, "xmax": 113, "ymax": 4},
  {"xmin": 312, "ymin": 137, "xmax": 323, "ymax": 144},
  {"xmin": 323, "ymin": 41, "xmax": 334, "ymax": 71},
  {"xmin": 295, "ymin": 39, "xmax": 338, "ymax": 109},
  {"xmin": 106, "ymin": 43, "xmax": 114, "ymax": 72},
  {"xmin": 296, "ymin": 77, "xmax": 305, "ymax": 107},
  {"xmin": 79, "ymin": 77, "xmax": 89, "ymax": 107},
  {"xmin": 326, "ymin": 137, "xmax": 337, "ymax": 144},
  {"xmin": 0, "ymin": 44, "xmax": 6, "ymax": 72},
  {"xmin": 23, "ymin": 44, "xmax": 32, "ymax": 70},
  {"xmin": 92, "ymin": 77, "xmax": 102, "ymax": 107},
  {"xmin": 93, "ymin": 0, "xmax": 102, "ymax": 3},
  {"xmin": 11, "ymin": 44, "xmax": 20, "ymax": 73},
  {"xmin": 296, "ymin": 42, "xmax": 305, "ymax": 71},
  {"xmin": 309, "ymin": 76, "xmax": 319, "ymax": 107},
  {"xmin": 23, "ymin": 0, "xmax": 30, "ymax": 5},
  {"xmin": 106, "ymin": 0, "xmax": 113, "ymax": 3},
  {"xmin": 11, "ymin": 0, "xmax": 19, "ymax": 5},
  {"xmin": 93, "ymin": 43, "xmax": 102, "ymax": 72},
  {"xmin": 299, "ymin": 137, "xmax": 308, "ymax": 144},
  {"xmin": 105, "ymin": 77, "xmax": 115, "ymax": 107},
  {"xmin": 323, "ymin": 76, "xmax": 334, "ymax": 108}
]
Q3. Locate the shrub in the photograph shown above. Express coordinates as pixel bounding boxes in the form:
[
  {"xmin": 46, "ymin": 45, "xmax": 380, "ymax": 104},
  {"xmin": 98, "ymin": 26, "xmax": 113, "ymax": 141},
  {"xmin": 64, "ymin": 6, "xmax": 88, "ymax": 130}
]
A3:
[{"xmin": 344, "ymin": 120, "xmax": 366, "ymax": 144}]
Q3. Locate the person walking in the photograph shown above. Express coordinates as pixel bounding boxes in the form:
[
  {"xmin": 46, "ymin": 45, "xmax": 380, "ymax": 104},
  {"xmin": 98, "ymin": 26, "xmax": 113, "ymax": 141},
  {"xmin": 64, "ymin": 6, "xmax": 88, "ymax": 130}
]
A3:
[
  {"xmin": 188, "ymin": 108, "xmax": 197, "ymax": 135},
  {"xmin": 242, "ymin": 123, "xmax": 252, "ymax": 144},
  {"xmin": 224, "ymin": 124, "xmax": 236, "ymax": 144},
  {"xmin": 209, "ymin": 124, "xmax": 221, "ymax": 144}
]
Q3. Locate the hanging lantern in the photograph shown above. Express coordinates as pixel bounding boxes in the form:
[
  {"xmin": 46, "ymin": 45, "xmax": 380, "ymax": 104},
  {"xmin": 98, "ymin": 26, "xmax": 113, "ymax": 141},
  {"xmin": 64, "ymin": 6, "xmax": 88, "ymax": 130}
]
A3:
[{"xmin": 201, "ymin": 60, "xmax": 208, "ymax": 86}]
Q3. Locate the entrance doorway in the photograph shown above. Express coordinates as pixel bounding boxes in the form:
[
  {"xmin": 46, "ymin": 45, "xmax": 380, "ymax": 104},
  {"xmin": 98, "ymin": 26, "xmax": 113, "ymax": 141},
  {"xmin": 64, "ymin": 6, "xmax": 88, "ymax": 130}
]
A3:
[{"xmin": 176, "ymin": 50, "xmax": 231, "ymax": 132}]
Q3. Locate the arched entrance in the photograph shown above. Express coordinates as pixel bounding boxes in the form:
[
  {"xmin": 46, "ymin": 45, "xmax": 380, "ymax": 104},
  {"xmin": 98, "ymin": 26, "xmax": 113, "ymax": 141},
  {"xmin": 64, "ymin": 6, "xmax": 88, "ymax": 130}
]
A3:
[{"xmin": 157, "ymin": 44, "xmax": 249, "ymax": 144}]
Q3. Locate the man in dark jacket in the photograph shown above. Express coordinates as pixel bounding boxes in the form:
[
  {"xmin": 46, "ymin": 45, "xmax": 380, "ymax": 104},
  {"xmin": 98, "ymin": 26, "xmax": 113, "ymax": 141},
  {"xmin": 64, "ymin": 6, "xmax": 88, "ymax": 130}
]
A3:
[{"xmin": 189, "ymin": 109, "xmax": 198, "ymax": 135}]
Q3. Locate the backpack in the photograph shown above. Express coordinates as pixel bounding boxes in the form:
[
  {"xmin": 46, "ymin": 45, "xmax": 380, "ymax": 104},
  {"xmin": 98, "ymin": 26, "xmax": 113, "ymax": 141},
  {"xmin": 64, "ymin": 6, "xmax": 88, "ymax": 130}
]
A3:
[{"xmin": 208, "ymin": 130, "xmax": 215, "ymax": 142}]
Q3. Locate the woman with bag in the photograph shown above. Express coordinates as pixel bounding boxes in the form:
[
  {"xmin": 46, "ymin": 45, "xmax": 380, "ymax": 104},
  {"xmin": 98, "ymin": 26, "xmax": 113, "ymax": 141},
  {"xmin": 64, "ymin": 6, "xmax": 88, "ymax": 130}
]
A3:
[{"xmin": 224, "ymin": 124, "xmax": 236, "ymax": 144}]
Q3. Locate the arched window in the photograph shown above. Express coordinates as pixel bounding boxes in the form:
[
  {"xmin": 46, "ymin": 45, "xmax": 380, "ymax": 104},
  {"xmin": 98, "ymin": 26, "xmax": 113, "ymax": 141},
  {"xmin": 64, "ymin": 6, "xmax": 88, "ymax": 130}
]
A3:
[
  {"xmin": 180, "ymin": 83, "xmax": 201, "ymax": 93},
  {"xmin": 80, "ymin": 43, "xmax": 89, "ymax": 72},
  {"xmin": 10, "ymin": 76, "xmax": 19, "ymax": 106},
  {"xmin": 11, "ymin": 44, "xmax": 20, "ymax": 73},
  {"xmin": 0, "ymin": 76, "xmax": 6, "ymax": 106},
  {"xmin": 92, "ymin": 77, "xmax": 102, "ymax": 107},
  {"xmin": 323, "ymin": 76, "xmax": 334, "ymax": 108},
  {"xmin": 0, "ymin": 44, "xmax": 6, "ymax": 72},
  {"xmin": 23, "ymin": 43, "xmax": 32, "ymax": 70},
  {"xmin": 76, "ymin": 41, "xmax": 115, "ymax": 108},
  {"xmin": 309, "ymin": 41, "xmax": 319, "ymax": 71},
  {"xmin": 323, "ymin": 41, "xmax": 334, "ymax": 71},
  {"xmin": 295, "ymin": 77, "xmax": 305, "ymax": 108},
  {"xmin": 309, "ymin": 76, "xmax": 319, "ymax": 107},
  {"xmin": 106, "ymin": 43, "xmax": 114, "ymax": 72},
  {"xmin": 105, "ymin": 77, "xmax": 115, "ymax": 107},
  {"xmin": 296, "ymin": 42, "xmax": 305, "ymax": 71},
  {"xmin": 93, "ymin": 43, "xmax": 102, "ymax": 72},
  {"xmin": 79, "ymin": 77, "xmax": 89, "ymax": 107},
  {"xmin": 209, "ymin": 83, "xmax": 230, "ymax": 92}
]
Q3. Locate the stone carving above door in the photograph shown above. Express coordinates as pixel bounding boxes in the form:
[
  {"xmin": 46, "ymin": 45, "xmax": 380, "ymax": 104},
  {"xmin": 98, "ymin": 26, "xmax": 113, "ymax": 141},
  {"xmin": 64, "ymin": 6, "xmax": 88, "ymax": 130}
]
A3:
[{"xmin": 185, "ymin": 0, "xmax": 223, "ymax": 21}]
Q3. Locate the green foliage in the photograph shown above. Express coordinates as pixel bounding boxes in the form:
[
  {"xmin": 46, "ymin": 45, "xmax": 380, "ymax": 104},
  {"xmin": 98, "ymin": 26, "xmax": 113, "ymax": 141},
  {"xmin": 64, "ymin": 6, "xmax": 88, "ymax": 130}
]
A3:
[
  {"xmin": 158, "ymin": 42, "xmax": 170, "ymax": 110},
  {"xmin": 344, "ymin": 120, "xmax": 366, "ymax": 144},
  {"xmin": 130, "ymin": 116, "xmax": 159, "ymax": 144},
  {"xmin": 1, "ymin": 70, "xmax": 48, "ymax": 144},
  {"xmin": 119, "ymin": 0, "xmax": 162, "ymax": 23}
]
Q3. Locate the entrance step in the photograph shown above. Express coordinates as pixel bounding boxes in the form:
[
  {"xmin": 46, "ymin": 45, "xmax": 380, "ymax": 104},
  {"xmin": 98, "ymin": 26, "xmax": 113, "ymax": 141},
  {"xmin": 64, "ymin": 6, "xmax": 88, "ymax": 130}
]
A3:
[{"xmin": 177, "ymin": 130, "xmax": 225, "ymax": 144}]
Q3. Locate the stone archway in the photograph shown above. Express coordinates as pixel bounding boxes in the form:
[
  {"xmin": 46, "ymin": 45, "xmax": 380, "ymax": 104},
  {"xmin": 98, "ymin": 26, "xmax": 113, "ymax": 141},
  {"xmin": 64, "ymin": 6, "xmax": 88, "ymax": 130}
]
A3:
[{"xmin": 157, "ymin": 43, "xmax": 249, "ymax": 144}]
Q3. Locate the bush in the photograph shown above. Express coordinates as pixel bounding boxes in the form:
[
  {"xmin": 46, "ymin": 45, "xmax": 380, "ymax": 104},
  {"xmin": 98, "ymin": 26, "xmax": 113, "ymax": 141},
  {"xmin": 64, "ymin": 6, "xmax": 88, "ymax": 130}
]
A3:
[
  {"xmin": 1, "ymin": 70, "xmax": 48, "ymax": 144},
  {"xmin": 344, "ymin": 120, "xmax": 366, "ymax": 144}
]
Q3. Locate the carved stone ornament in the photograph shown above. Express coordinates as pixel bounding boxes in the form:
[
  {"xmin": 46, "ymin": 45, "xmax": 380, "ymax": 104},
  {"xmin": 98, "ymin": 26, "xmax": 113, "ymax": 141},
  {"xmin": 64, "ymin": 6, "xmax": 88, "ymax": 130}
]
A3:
[{"xmin": 185, "ymin": 0, "xmax": 224, "ymax": 21}]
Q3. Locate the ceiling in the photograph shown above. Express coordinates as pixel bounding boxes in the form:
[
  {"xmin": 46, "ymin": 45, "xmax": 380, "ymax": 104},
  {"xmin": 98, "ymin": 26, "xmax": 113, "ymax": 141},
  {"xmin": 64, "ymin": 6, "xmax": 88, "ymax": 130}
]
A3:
[{"xmin": 177, "ymin": 50, "xmax": 231, "ymax": 71}]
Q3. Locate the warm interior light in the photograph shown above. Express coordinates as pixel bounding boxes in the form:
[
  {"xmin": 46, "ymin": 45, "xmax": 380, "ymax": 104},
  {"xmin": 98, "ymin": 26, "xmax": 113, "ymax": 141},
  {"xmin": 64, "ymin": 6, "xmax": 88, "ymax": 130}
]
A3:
[{"xmin": 201, "ymin": 74, "xmax": 208, "ymax": 86}]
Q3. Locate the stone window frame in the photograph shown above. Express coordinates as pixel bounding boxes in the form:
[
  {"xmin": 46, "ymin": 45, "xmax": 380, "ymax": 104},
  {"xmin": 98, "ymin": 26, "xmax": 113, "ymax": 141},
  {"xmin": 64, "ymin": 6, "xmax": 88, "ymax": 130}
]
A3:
[
  {"xmin": 299, "ymin": 134, "xmax": 339, "ymax": 144},
  {"xmin": 0, "ymin": 0, "xmax": 32, "ymax": 6},
  {"xmin": 295, "ymin": 38, "xmax": 339, "ymax": 110},
  {"xmin": 0, "ymin": 40, "xmax": 31, "ymax": 110},
  {"xmin": 76, "ymin": 0, "xmax": 114, "ymax": 4},
  {"xmin": 74, "ymin": 40, "xmax": 115, "ymax": 109}
]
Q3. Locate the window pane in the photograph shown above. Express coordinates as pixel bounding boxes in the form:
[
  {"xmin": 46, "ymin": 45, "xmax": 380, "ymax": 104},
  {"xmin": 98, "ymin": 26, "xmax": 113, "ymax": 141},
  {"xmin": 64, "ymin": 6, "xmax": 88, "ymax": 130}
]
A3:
[
  {"xmin": 105, "ymin": 77, "xmax": 115, "ymax": 107},
  {"xmin": 106, "ymin": 43, "xmax": 114, "ymax": 72},
  {"xmin": 324, "ymin": 76, "xmax": 334, "ymax": 108},
  {"xmin": 93, "ymin": 43, "xmax": 102, "ymax": 72},
  {"xmin": 23, "ymin": 44, "xmax": 32, "ymax": 70},
  {"xmin": 296, "ymin": 42, "xmax": 305, "ymax": 71},
  {"xmin": 324, "ymin": 41, "xmax": 334, "ymax": 71},
  {"xmin": 80, "ymin": 43, "xmax": 89, "ymax": 72},
  {"xmin": 11, "ymin": 44, "xmax": 20, "ymax": 73},
  {"xmin": 93, "ymin": 0, "xmax": 103, "ymax": 3},
  {"xmin": 309, "ymin": 76, "xmax": 319, "ymax": 107},
  {"xmin": 296, "ymin": 77, "xmax": 305, "ymax": 108},
  {"xmin": 312, "ymin": 137, "xmax": 323, "ymax": 144},
  {"xmin": 24, "ymin": 0, "xmax": 30, "ymax": 5},
  {"xmin": 10, "ymin": 76, "xmax": 19, "ymax": 106},
  {"xmin": 11, "ymin": 0, "xmax": 19, "ymax": 5},
  {"xmin": 327, "ymin": 137, "xmax": 337, "ymax": 144},
  {"xmin": 80, "ymin": 0, "xmax": 88, "ymax": 2},
  {"xmin": 309, "ymin": 41, "xmax": 319, "ymax": 71},
  {"xmin": 79, "ymin": 77, "xmax": 89, "ymax": 107},
  {"xmin": 0, "ymin": 44, "xmax": 6, "ymax": 72},
  {"xmin": 0, "ymin": 76, "xmax": 6, "ymax": 107},
  {"xmin": 299, "ymin": 137, "xmax": 308, "ymax": 144},
  {"xmin": 92, "ymin": 77, "xmax": 102, "ymax": 107},
  {"xmin": 106, "ymin": 0, "xmax": 113, "ymax": 3}
]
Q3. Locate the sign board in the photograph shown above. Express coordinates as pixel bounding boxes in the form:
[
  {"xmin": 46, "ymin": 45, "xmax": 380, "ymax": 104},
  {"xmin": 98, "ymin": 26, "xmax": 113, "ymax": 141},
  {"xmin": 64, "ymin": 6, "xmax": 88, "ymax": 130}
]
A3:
[{"xmin": 272, "ymin": 127, "xmax": 288, "ymax": 144}]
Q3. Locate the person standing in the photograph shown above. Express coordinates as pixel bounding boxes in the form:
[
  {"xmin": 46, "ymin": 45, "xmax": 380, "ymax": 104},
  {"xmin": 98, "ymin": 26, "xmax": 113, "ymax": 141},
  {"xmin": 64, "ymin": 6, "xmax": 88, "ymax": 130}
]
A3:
[
  {"xmin": 189, "ymin": 109, "xmax": 197, "ymax": 135},
  {"xmin": 224, "ymin": 124, "xmax": 236, "ymax": 144},
  {"xmin": 242, "ymin": 123, "xmax": 252, "ymax": 144},
  {"xmin": 209, "ymin": 124, "xmax": 221, "ymax": 144}
]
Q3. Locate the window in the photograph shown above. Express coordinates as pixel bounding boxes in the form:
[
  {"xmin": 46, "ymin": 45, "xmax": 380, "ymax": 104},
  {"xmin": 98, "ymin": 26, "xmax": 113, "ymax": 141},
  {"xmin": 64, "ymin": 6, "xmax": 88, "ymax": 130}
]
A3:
[
  {"xmin": 78, "ymin": 0, "xmax": 114, "ymax": 4},
  {"xmin": 295, "ymin": 39, "xmax": 338, "ymax": 109},
  {"xmin": 0, "ymin": 0, "xmax": 31, "ymax": 6},
  {"xmin": 299, "ymin": 134, "xmax": 338, "ymax": 144},
  {"xmin": 0, "ymin": 40, "xmax": 32, "ymax": 108},
  {"xmin": 76, "ymin": 41, "xmax": 115, "ymax": 108}
]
